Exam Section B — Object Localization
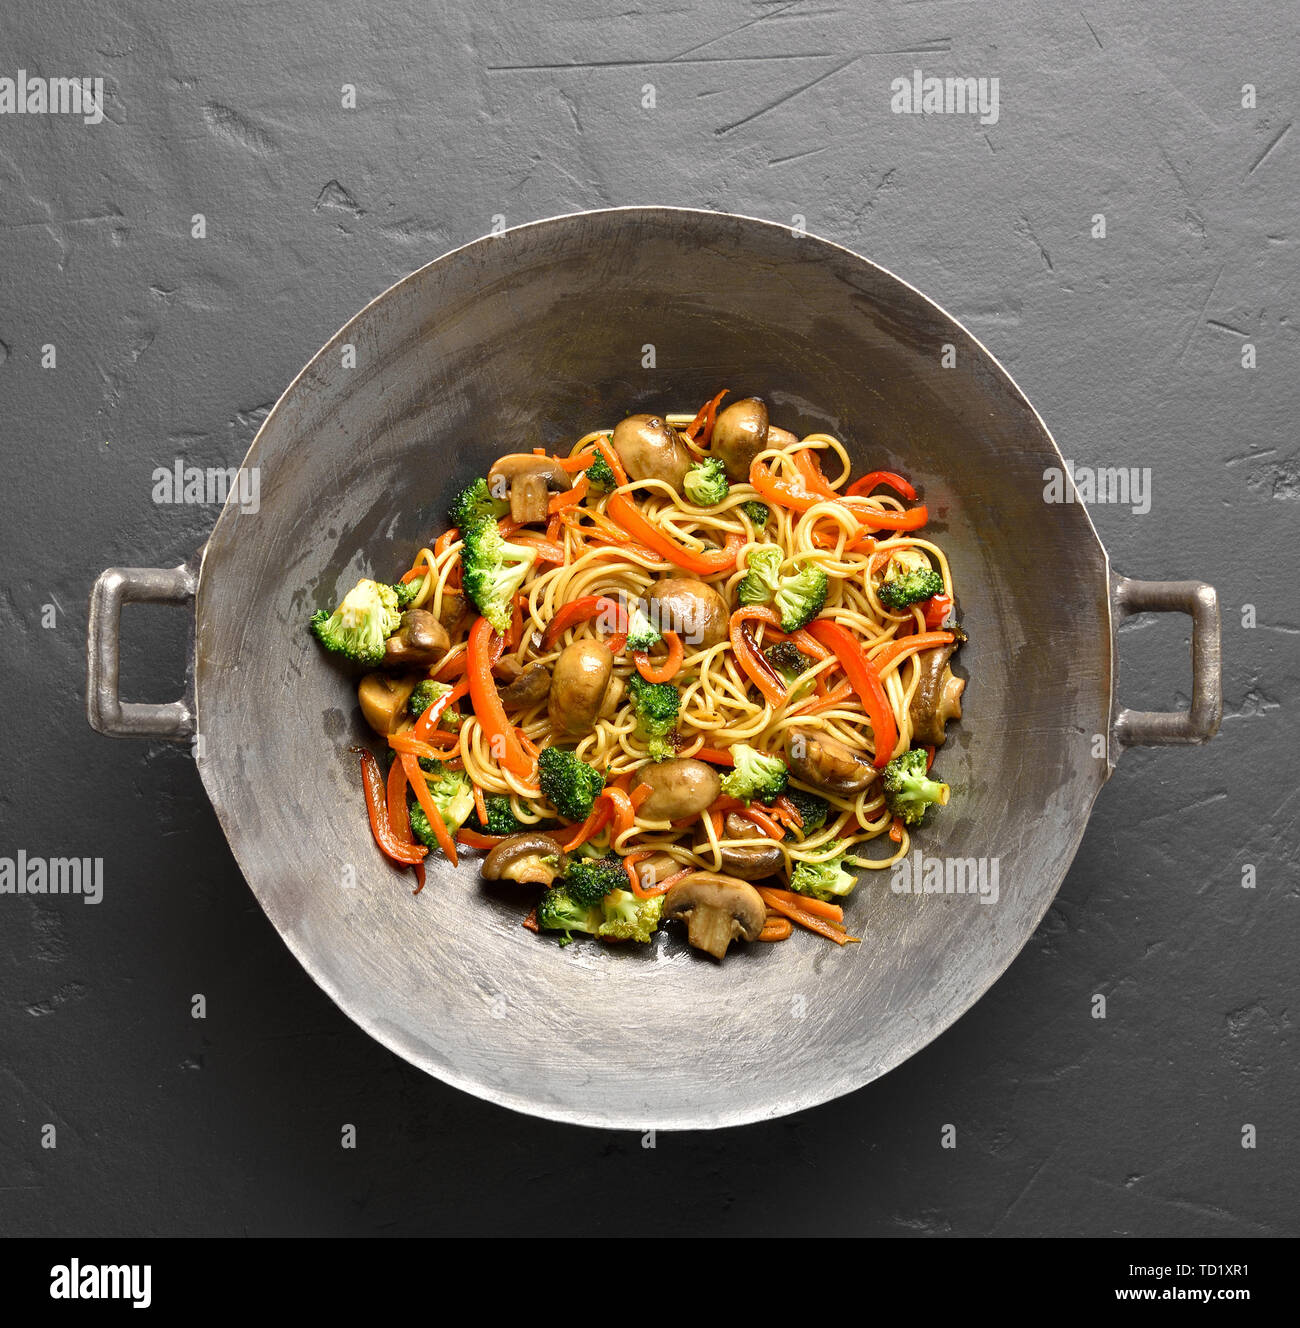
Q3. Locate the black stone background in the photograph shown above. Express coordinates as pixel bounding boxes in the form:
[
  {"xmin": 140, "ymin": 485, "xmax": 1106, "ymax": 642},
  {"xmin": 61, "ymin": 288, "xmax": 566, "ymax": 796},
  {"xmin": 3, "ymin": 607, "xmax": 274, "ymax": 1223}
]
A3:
[{"xmin": 0, "ymin": 1, "xmax": 1296, "ymax": 1237}]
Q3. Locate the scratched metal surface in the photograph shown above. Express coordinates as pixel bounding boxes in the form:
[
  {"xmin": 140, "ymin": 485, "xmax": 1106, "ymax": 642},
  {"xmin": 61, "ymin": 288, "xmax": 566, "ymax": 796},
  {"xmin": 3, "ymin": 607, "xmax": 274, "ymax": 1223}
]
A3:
[
  {"xmin": 2, "ymin": 0, "xmax": 1295, "ymax": 1234},
  {"xmin": 195, "ymin": 209, "xmax": 1111, "ymax": 1129}
]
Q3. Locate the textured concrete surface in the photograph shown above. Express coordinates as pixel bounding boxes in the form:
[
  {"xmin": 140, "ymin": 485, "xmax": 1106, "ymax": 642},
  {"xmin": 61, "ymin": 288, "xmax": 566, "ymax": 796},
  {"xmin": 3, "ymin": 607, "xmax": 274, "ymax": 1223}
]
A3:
[{"xmin": 1, "ymin": 0, "xmax": 1296, "ymax": 1235}]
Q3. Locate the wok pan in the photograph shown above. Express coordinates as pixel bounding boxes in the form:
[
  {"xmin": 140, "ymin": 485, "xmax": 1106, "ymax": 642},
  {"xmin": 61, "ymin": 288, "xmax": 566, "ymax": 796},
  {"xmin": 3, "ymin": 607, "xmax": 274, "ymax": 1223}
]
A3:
[{"xmin": 87, "ymin": 208, "xmax": 1222, "ymax": 1130}]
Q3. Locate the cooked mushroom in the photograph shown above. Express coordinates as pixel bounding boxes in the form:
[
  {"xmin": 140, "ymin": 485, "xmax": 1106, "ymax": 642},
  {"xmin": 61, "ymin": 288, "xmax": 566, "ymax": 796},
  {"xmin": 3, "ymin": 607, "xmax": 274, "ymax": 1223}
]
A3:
[
  {"xmin": 693, "ymin": 812, "xmax": 786, "ymax": 880},
  {"xmin": 909, "ymin": 641, "xmax": 965, "ymax": 747},
  {"xmin": 434, "ymin": 588, "xmax": 467, "ymax": 633},
  {"xmin": 383, "ymin": 609, "xmax": 450, "ymax": 669},
  {"xmin": 646, "ymin": 577, "xmax": 729, "ymax": 649},
  {"xmin": 662, "ymin": 872, "xmax": 767, "ymax": 959},
  {"xmin": 481, "ymin": 833, "xmax": 568, "ymax": 886},
  {"xmin": 786, "ymin": 725, "xmax": 876, "ymax": 795},
  {"xmin": 357, "ymin": 672, "xmax": 419, "ymax": 736},
  {"xmin": 598, "ymin": 672, "xmax": 626, "ymax": 718},
  {"xmin": 487, "ymin": 454, "xmax": 572, "ymax": 525},
  {"xmin": 498, "ymin": 660, "xmax": 551, "ymax": 710},
  {"xmin": 633, "ymin": 758, "xmax": 722, "ymax": 821},
  {"xmin": 548, "ymin": 639, "xmax": 616, "ymax": 734},
  {"xmin": 611, "ymin": 413, "xmax": 693, "ymax": 492},
  {"xmin": 633, "ymin": 851, "xmax": 684, "ymax": 892}
]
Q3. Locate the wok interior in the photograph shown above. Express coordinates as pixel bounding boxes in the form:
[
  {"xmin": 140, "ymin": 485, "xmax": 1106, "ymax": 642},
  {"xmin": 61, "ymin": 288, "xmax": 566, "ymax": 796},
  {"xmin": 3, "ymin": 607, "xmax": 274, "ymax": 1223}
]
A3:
[{"xmin": 197, "ymin": 211, "xmax": 1110, "ymax": 1128}]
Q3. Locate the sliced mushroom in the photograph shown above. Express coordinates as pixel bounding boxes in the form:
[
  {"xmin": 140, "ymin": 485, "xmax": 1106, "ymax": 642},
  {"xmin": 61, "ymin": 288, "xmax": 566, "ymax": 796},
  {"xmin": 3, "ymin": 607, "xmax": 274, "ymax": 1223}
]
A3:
[
  {"xmin": 786, "ymin": 725, "xmax": 876, "ymax": 795},
  {"xmin": 693, "ymin": 812, "xmax": 786, "ymax": 881},
  {"xmin": 548, "ymin": 639, "xmax": 614, "ymax": 734},
  {"xmin": 598, "ymin": 672, "xmax": 626, "ymax": 719},
  {"xmin": 357, "ymin": 672, "xmax": 420, "ymax": 736},
  {"xmin": 434, "ymin": 588, "xmax": 467, "ymax": 634},
  {"xmin": 488, "ymin": 454, "xmax": 572, "ymax": 526},
  {"xmin": 633, "ymin": 758, "xmax": 722, "ymax": 821},
  {"xmin": 383, "ymin": 609, "xmax": 450, "ymax": 669},
  {"xmin": 646, "ymin": 577, "xmax": 729, "ymax": 649},
  {"xmin": 662, "ymin": 872, "xmax": 767, "ymax": 959},
  {"xmin": 766, "ymin": 425, "xmax": 800, "ymax": 450},
  {"xmin": 498, "ymin": 661, "xmax": 551, "ymax": 710},
  {"xmin": 611, "ymin": 413, "xmax": 693, "ymax": 492},
  {"xmin": 481, "ymin": 833, "xmax": 568, "ymax": 886},
  {"xmin": 909, "ymin": 641, "xmax": 965, "ymax": 747}
]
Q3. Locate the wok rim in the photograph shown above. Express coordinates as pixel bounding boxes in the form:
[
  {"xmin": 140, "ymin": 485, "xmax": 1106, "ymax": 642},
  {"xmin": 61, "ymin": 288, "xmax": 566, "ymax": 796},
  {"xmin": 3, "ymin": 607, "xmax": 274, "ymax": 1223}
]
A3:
[{"xmin": 194, "ymin": 207, "xmax": 1114, "ymax": 1130}]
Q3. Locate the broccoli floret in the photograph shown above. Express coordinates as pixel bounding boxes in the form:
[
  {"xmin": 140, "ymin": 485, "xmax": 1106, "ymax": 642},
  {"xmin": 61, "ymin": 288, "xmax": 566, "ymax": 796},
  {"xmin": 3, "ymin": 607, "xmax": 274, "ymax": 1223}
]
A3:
[
  {"xmin": 877, "ymin": 551, "xmax": 944, "ymax": 610},
  {"xmin": 597, "ymin": 888, "xmax": 664, "ymax": 943},
  {"xmin": 720, "ymin": 743, "xmax": 789, "ymax": 803},
  {"xmin": 625, "ymin": 601, "xmax": 662, "ymax": 652},
  {"xmin": 565, "ymin": 853, "xmax": 626, "ymax": 906},
  {"xmin": 763, "ymin": 640, "xmax": 813, "ymax": 684},
  {"xmin": 537, "ymin": 746, "xmax": 606, "ymax": 822},
  {"xmin": 737, "ymin": 545, "xmax": 783, "ymax": 607},
  {"xmin": 460, "ymin": 517, "xmax": 537, "ymax": 634},
  {"xmin": 782, "ymin": 787, "xmax": 831, "ymax": 840},
  {"xmin": 408, "ymin": 766, "xmax": 476, "ymax": 843},
  {"xmin": 309, "ymin": 578, "xmax": 402, "ymax": 666},
  {"xmin": 683, "ymin": 456, "xmax": 730, "ymax": 506},
  {"xmin": 466, "ymin": 794, "xmax": 530, "ymax": 837},
  {"xmin": 741, "ymin": 500, "xmax": 770, "ymax": 528},
  {"xmin": 392, "ymin": 580, "xmax": 421, "ymax": 609},
  {"xmin": 626, "ymin": 674, "xmax": 679, "ymax": 762},
  {"xmin": 789, "ymin": 840, "xmax": 859, "ymax": 902},
  {"xmin": 407, "ymin": 679, "xmax": 463, "ymax": 730},
  {"xmin": 536, "ymin": 886, "xmax": 602, "ymax": 945},
  {"xmin": 448, "ymin": 477, "xmax": 509, "ymax": 530},
  {"xmin": 584, "ymin": 446, "xmax": 617, "ymax": 491},
  {"xmin": 773, "ymin": 564, "xmax": 828, "ymax": 632},
  {"xmin": 882, "ymin": 748, "xmax": 950, "ymax": 825}
]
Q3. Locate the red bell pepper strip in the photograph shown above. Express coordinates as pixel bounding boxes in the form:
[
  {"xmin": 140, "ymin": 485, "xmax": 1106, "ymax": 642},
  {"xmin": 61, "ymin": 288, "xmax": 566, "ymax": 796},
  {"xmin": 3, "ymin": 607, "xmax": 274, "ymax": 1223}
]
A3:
[
  {"xmin": 684, "ymin": 388, "xmax": 729, "ymax": 444},
  {"xmin": 594, "ymin": 437, "xmax": 742, "ymax": 574},
  {"xmin": 804, "ymin": 618, "xmax": 899, "ymax": 767},
  {"xmin": 633, "ymin": 630, "xmax": 684, "ymax": 683},
  {"xmin": 728, "ymin": 606, "xmax": 789, "ymax": 708},
  {"xmin": 921, "ymin": 593, "xmax": 952, "ymax": 630},
  {"xmin": 411, "ymin": 677, "xmax": 470, "ymax": 742},
  {"xmin": 466, "ymin": 616, "xmax": 534, "ymax": 778},
  {"xmin": 542, "ymin": 595, "xmax": 627, "ymax": 650},
  {"xmin": 749, "ymin": 456, "xmax": 929, "ymax": 532},
  {"xmin": 870, "ymin": 630, "xmax": 956, "ymax": 676},
  {"xmin": 355, "ymin": 748, "xmax": 427, "ymax": 866},
  {"xmin": 845, "ymin": 470, "xmax": 918, "ymax": 502}
]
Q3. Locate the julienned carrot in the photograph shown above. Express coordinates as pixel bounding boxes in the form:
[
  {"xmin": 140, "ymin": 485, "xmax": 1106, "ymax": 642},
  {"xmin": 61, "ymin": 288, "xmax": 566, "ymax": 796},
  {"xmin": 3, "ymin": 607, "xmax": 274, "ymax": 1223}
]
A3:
[
  {"xmin": 757, "ymin": 887, "xmax": 860, "ymax": 944},
  {"xmin": 457, "ymin": 827, "xmax": 504, "ymax": 850},
  {"xmin": 467, "ymin": 616, "xmax": 533, "ymax": 778},
  {"xmin": 692, "ymin": 746, "xmax": 735, "ymax": 766},
  {"xmin": 593, "ymin": 437, "xmax": 742, "ymax": 575},
  {"xmin": 549, "ymin": 474, "xmax": 588, "ymax": 512},
  {"xmin": 740, "ymin": 805, "xmax": 786, "ymax": 841},
  {"xmin": 354, "ymin": 748, "xmax": 426, "ymax": 867},
  {"xmin": 770, "ymin": 793, "xmax": 804, "ymax": 830},
  {"xmin": 400, "ymin": 752, "xmax": 458, "ymax": 866},
  {"xmin": 870, "ymin": 630, "xmax": 956, "ymax": 675},
  {"xmin": 563, "ymin": 797, "xmax": 612, "ymax": 852},
  {"xmin": 472, "ymin": 784, "xmax": 488, "ymax": 827},
  {"xmin": 604, "ymin": 786, "xmax": 637, "ymax": 843},
  {"xmin": 512, "ymin": 532, "xmax": 566, "ymax": 564},
  {"xmin": 522, "ymin": 906, "xmax": 540, "ymax": 933},
  {"xmin": 759, "ymin": 916, "xmax": 793, "ymax": 941},
  {"xmin": 728, "ymin": 606, "xmax": 789, "ymax": 708},
  {"xmin": 555, "ymin": 452, "xmax": 597, "ymax": 473},
  {"xmin": 749, "ymin": 455, "xmax": 929, "ymax": 532},
  {"xmin": 804, "ymin": 618, "xmax": 898, "ymax": 767},
  {"xmin": 629, "ymin": 782, "xmax": 654, "ymax": 812},
  {"xmin": 388, "ymin": 732, "xmax": 441, "ymax": 761},
  {"xmin": 634, "ymin": 630, "xmax": 683, "ymax": 683},
  {"xmin": 789, "ymin": 680, "xmax": 853, "ymax": 717},
  {"xmin": 759, "ymin": 886, "xmax": 844, "ymax": 923}
]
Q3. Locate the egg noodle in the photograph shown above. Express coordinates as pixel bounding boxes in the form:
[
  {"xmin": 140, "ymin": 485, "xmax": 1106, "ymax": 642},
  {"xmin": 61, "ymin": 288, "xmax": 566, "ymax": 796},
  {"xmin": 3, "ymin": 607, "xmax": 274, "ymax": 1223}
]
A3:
[{"xmin": 392, "ymin": 406, "xmax": 958, "ymax": 906}]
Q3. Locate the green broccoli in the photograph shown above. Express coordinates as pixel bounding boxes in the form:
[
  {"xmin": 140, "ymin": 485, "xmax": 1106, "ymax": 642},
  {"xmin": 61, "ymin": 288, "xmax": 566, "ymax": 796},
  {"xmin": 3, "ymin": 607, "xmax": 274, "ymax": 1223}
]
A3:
[
  {"xmin": 625, "ymin": 601, "xmax": 662, "ymax": 652},
  {"xmin": 408, "ymin": 766, "xmax": 476, "ymax": 842},
  {"xmin": 408, "ymin": 679, "xmax": 463, "ymax": 730},
  {"xmin": 460, "ymin": 517, "xmax": 538, "ymax": 634},
  {"xmin": 773, "ymin": 564, "xmax": 828, "ymax": 632},
  {"xmin": 737, "ymin": 545, "xmax": 783, "ymax": 607},
  {"xmin": 465, "ymin": 794, "xmax": 531, "ymax": 837},
  {"xmin": 309, "ymin": 578, "xmax": 402, "ymax": 666},
  {"xmin": 565, "ymin": 853, "xmax": 626, "ymax": 905},
  {"xmin": 789, "ymin": 840, "xmax": 859, "ymax": 902},
  {"xmin": 626, "ymin": 673, "xmax": 679, "ymax": 762},
  {"xmin": 597, "ymin": 888, "xmax": 664, "ymax": 943},
  {"xmin": 537, "ymin": 746, "xmax": 606, "ymax": 822},
  {"xmin": 882, "ymin": 748, "xmax": 950, "ymax": 825},
  {"xmin": 536, "ymin": 886, "xmax": 602, "ymax": 945},
  {"xmin": 763, "ymin": 640, "xmax": 813, "ymax": 684},
  {"xmin": 720, "ymin": 743, "xmax": 789, "ymax": 803},
  {"xmin": 683, "ymin": 457, "xmax": 730, "ymax": 506},
  {"xmin": 782, "ymin": 787, "xmax": 830, "ymax": 840},
  {"xmin": 584, "ymin": 445, "xmax": 617, "ymax": 491},
  {"xmin": 448, "ymin": 477, "xmax": 509, "ymax": 530},
  {"xmin": 741, "ymin": 500, "xmax": 770, "ymax": 528},
  {"xmin": 392, "ymin": 580, "xmax": 421, "ymax": 609},
  {"xmin": 877, "ymin": 550, "xmax": 944, "ymax": 610}
]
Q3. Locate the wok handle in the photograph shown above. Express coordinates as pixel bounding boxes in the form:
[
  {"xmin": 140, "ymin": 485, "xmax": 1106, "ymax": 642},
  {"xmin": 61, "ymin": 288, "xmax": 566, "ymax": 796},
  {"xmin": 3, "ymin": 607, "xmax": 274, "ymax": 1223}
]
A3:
[
  {"xmin": 1111, "ymin": 575, "xmax": 1222, "ymax": 749},
  {"xmin": 86, "ymin": 564, "xmax": 197, "ymax": 741}
]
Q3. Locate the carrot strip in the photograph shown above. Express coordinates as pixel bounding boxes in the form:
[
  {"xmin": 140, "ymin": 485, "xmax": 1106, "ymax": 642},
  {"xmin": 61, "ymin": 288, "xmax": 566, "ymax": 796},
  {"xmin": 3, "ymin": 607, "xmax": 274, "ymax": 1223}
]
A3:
[
  {"xmin": 759, "ymin": 916, "xmax": 793, "ymax": 942},
  {"xmin": 400, "ymin": 753, "xmax": 458, "ymax": 866},
  {"xmin": 562, "ymin": 798, "xmax": 612, "ymax": 852},
  {"xmin": 472, "ymin": 784, "xmax": 488, "ymax": 827},
  {"xmin": 434, "ymin": 528, "xmax": 458, "ymax": 556},
  {"xmin": 629, "ymin": 782, "xmax": 654, "ymax": 812},
  {"xmin": 758, "ymin": 887, "xmax": 859, "ymax": 944},
  {"xmin": 387, "ymin": 732, "xmax": 442, "ymax": 761},
  {"xmin": 522, "ymin": 905, "xmax": 540, "ymax": 933},
  {"xmin": 692, "ymin": 746, "xmax": 735, "ymax": 766},
  {"xmin": 870, "ymin": 630, "xmax": 956, "ymax": 675},
  {"xmin": 740, "ymin": 805, "xmax": 786, "ymax": 841},
  {"xmin": 889, "ymin": 815, "xmax": 905, "ymax": 843},
  {"xmin": 759, "ymin": 886, "xmax": 843, "ymax": 923},
  {"xmin": 457, "ymin": 827, "xmax": 504, "ymax": 850},
  {"xmin": 549, "ymin": 474, "xmax": 588, "ymax": 512},
  {"xmin": 555, "ymin": 452, "xmax": 597, "ymax": 473},
  {"xmin": 770, "ymin": 794, "xmax": 804, "ymax": 830},
  {"xmin": 633, "ymin": 630, "xmax": 683, "ymax": 683}
]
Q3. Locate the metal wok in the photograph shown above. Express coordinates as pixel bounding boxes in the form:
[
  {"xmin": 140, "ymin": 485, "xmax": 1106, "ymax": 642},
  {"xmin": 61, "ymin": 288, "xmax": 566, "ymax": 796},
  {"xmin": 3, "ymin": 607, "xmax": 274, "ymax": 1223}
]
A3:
[{"xmin": 87, "ymin": 208, "xmax": 1221, "ymax": 1130}]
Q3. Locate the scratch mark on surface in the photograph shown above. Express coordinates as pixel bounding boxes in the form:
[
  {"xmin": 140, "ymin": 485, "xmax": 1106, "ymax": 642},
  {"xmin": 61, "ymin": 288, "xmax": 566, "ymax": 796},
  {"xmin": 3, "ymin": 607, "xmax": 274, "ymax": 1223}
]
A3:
[
  {"xmin": 486, "ymin": 53, "xmax": 832, "ymax": 72},
  {"xmin": 1175, "ymin": 260, "xmax": 1226, "ymax": 364},
  {"xmin": 1080, "ymin": 13, "xmax": 1103, "ymax": 48},
  {"xmin": 716, "ymin": 55, "xmax": 858, "ymax": 136},
  {"xmin": 1205, "ymin": 319, "xmax": 1249, "ymax": 338},
  {"xmin": 669, "ymin": 0, "xmax": 804, "ymax": 60},
  {"xmin": 768, "ymin": 144, "xmax": 829, "ymax": 166},
  {"xmin": 1244, "ymin": 121, "xmax": 1291, "ymax": 179}
]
